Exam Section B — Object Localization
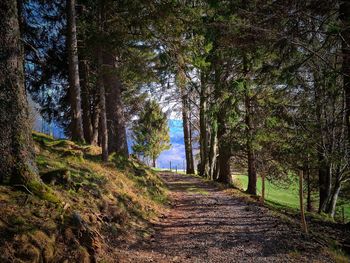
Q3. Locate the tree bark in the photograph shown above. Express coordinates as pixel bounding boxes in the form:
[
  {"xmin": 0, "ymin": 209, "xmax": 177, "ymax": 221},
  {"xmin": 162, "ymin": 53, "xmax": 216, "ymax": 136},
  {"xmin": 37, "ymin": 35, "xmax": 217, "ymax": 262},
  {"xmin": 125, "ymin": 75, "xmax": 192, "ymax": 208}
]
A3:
[
  {"xmin": 96, "ymin": 0, "xmax": 108, "ymax": 161},
  {"xmin": 208, "ymin": 119, "xmax": 218, "ymax": 180},
  {"xmin": 245, "ymin": 93, "xmax": 257, "ymax": 195},
  {"xmin": 326, "ymin": 179, "xmax": 342, "ymax": 218},
  {"xmin": 0, "ymin": 0, "xmax": 40, "ymax": 184},
  {"xmin": 299, "ymin": 170, "xmax": 308, "ymax": 234},
  {"xmin": 199, "ymin": 72, "xmax": 209, "ymax": 178},
  {"xmin": 340, "ymin": 0, "xmax": 350, "ymax": 147},
  {"xmin": 176, "ymin": 53, "xmax": 194, "ymax": 175},
  {"xmin": 306, "ymin": 167, "xmax": 313, "ymax": 212},
  {"xmin": 181, "ymin": 88, "xmax": 195, "ymax": 174},
  {"xmin": 314, "ymin": 77, "xmax": 332, "ymax": 213},
  {"xmin": 90, "ymin": 103, "xmax": 100, "ymax": 146},
  {"xmin": 318, "ymin": 153, "xmax": 332, "ymax": 212},
  {"xmin": 80, "ymin": 59, "xmax": 93, "ymax": 143},
  {"xmin": 97, "ymin": 44, "xmax": 108, "ymax": 161},
  {"xmin": 216, "ymin": 109, "xmax": 231, "ymax": 184},
  {"xmin": 216, "ymin": 145, "xmax": 231, "ymax": 184},
  {"xmin": 67, "ymin": 0, "xmax": 84, "ymax": 142},
  {"xmin": 103, "ymin": 53, "xmax": 129, "ymax": 157}
]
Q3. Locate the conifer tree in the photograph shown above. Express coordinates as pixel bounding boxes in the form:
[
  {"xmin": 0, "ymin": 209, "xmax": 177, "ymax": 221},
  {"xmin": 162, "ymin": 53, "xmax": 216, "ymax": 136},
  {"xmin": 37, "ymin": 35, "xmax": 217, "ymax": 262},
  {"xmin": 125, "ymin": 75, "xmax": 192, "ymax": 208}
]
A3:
[
  {"xmin": 132, "ymin": 100, "xmax": 171, "ymax": 167},
  {"xmin": 67, "ymin": 0, "xmax": 84, "ymax": 142}
]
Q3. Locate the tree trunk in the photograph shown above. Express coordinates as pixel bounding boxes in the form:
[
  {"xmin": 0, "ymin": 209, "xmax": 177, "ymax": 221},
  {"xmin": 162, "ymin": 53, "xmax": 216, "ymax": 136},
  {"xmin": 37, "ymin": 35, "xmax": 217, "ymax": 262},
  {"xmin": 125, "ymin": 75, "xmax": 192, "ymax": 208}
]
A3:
[
  {"xmin": 96, "ymin": 0, "xmax": 108, "ymax": 161},
  {"xmin": 181, "ymin": 88, "xmax": 195, "ymax": 174},
  {"xmin": 216, "ymin": 110, "xmax": 231, "ymax": 184},
  {"xmin": 97, "ymin": 47, "xmax": 108, "ymax": 161},
  {"xmin": 152, "ymin": 157, "xmax": 156, "ymax": 168},
  {"xmin": 176, "ymin": 53, "xmax": 194, "ymax": 175},
  {"xmin": 90, "ymin": 103, "xmax": 100, "ymax": 146},
  {"xmin": 299, "ymin": 170, "xmax": 308, "ymax": 234},
  {"xmin": 340, "ymin": 0, "xmax": 350, "ymax": 146},
  {"xmin": 245, "ymin": 93, "xmax": 257, "ymax": 195},
  {"xmin": 199, "ymin": 72, "xmax": 209, "ymax": 178},
  {"xmin": 0, "ymin": 0, "xmax": 40, "ymax": 185},
  {"xmin": 216, "ymin": 145, "xmax": 231, "ymax": 184},
  {"xmin": 326, "ymin": 179, "xmax": 342, "ymax": 218},
  {"xmin": 306, "ymin": 167, "xmax": 313, "ymax": 212},
  {"xmin": 80, "ymin": 59, "xmax": 93, "ymax": 143},
  {"xmin": 103, "ymin": 53, "xmax": 129, "ymax": 157},
  {"xmin": 318, "ymin": 157, "xmax": 331, "ymax": 212},
  {"xmin": 67, "ymin": 0, "xmax": 84, "ymax": 142},
  {"xmin": 314, "ymin": 78, "xmax": 332, "ymax": 213},
  {"xmin": 208, "ymin": 119, "xmax": 218, "ymax": 180}
]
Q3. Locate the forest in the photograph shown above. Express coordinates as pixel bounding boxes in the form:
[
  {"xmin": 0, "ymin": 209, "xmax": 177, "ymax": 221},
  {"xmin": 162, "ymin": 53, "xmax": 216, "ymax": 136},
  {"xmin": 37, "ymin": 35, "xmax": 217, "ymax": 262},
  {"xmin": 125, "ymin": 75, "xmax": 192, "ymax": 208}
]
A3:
[{"xmin": 1, "ymin": 0, "xmax": 350, "ymax": 262}]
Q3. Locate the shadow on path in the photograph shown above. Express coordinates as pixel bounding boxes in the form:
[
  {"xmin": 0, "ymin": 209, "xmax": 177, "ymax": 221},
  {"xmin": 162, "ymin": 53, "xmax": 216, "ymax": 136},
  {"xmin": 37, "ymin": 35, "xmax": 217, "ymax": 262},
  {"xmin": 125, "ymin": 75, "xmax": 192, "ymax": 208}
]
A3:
[{"xmin": 120, "ymin": 173, "xmax": 333, "ymax": 263}]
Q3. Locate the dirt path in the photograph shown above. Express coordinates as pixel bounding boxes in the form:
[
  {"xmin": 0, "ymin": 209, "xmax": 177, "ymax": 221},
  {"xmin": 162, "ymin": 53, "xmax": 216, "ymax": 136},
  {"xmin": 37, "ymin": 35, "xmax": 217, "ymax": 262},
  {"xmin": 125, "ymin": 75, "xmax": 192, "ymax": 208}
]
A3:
[{"xmin": 118, "ymin": 173, "xmax": 333, "ymax": 262}]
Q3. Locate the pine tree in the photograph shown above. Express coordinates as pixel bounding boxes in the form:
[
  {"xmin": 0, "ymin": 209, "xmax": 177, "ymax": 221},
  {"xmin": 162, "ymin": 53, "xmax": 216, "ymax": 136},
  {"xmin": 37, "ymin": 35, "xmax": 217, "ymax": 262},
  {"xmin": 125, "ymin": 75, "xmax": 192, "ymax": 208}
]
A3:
[
  {"xmin": 132, "ymin": 100, "xmax": 170, "ymax": 167},
  {"xmin": 67, "ymin": 0, "xmax": 84, "ymax": 142}
]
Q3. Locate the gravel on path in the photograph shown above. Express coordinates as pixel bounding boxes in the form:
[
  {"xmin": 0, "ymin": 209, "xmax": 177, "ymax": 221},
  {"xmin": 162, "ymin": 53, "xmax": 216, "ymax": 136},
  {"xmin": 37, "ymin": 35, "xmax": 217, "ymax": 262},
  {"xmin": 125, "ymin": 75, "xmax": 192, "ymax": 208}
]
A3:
[{"xmin": 116, "ymin": 173, "xmax": 334, "ymax": 263}]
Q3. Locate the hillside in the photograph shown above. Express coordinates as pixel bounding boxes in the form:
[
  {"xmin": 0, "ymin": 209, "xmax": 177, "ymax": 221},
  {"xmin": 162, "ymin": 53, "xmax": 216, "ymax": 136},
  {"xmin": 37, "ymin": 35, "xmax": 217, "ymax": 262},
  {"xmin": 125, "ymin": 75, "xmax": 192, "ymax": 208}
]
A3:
[{"xmin": 0, "ymin": 132, "xmax": 168, "ymax": 262}]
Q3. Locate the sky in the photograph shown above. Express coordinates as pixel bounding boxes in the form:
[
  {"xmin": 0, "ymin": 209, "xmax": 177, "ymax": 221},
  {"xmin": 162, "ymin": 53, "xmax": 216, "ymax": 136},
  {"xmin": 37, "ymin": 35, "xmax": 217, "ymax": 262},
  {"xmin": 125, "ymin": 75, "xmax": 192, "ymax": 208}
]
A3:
[{"xmin": 156, "ymin": 119, "xmax": 186, "ymax": 169}]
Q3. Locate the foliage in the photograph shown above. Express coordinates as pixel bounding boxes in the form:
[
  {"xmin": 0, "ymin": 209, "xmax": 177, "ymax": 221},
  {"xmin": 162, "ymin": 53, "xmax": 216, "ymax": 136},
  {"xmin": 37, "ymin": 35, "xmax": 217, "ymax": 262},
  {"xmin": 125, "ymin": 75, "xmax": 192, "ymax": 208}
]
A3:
[{"xmin": 132, "ymin": 100, "xmax": 171, "ymax": 165}]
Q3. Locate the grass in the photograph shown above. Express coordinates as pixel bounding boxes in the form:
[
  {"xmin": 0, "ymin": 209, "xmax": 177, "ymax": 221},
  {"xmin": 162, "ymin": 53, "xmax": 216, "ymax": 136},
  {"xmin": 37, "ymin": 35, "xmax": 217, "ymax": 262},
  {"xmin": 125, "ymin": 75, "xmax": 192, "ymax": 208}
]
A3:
[
  {"xmin": 232, "ymin": 174, "xmax": 350, "ymax": 222},
  {"xmin": 0, "ymin": 132, "xmax": 169, "ymax": 263},
  {"xmin": 232, "ymin": 174, "xmax": 300, "ymax": 208}
]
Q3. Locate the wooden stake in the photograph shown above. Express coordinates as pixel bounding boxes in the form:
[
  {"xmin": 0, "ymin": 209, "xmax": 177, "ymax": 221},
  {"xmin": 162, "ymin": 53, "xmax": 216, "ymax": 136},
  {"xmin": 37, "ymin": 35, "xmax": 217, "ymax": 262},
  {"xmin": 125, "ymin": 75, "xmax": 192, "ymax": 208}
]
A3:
[{"xmin": 299, "ymin": 170, "xmax": 308, "ymax": 234}]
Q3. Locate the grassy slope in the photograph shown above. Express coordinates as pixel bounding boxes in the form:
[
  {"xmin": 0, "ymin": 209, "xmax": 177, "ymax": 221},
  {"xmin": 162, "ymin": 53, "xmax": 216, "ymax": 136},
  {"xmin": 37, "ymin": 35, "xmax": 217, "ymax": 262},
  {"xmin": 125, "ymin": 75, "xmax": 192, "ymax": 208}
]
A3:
[
  {"xmin": 233, "ymin": 174, "xmax": 350, "ymax": 221},
  {"xmin": 0, "ymin": 132, "xmax": 168, "ymax": 263}
]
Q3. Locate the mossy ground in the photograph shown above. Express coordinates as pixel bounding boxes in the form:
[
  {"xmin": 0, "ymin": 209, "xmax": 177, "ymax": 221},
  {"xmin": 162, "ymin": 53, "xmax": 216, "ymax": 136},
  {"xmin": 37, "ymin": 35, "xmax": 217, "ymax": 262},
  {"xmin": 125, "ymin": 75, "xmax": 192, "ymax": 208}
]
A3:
[{"xmin": 0, "ymin": 132, "xmax": 168, "ymax": 262}]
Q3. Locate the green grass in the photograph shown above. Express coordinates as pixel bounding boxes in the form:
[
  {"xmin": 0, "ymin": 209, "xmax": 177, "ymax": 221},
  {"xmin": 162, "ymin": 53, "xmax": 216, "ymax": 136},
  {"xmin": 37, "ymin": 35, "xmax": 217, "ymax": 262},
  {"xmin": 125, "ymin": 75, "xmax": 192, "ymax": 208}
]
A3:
[
  {"xmin": 233, "ymin": 174, "xmax": 300, "ymax": 208},
  {"xmin": 233, "ymin": 174, "xmax": 350, "ymax": 221}
]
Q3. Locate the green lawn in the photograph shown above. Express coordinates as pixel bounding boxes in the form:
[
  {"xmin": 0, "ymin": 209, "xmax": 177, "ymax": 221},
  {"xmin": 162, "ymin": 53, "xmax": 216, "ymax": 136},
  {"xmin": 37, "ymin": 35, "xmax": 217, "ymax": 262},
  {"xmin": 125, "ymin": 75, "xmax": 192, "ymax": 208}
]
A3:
[{"xmin": 232, "ymin": 174, "xmax": 350, "ymax": 221}]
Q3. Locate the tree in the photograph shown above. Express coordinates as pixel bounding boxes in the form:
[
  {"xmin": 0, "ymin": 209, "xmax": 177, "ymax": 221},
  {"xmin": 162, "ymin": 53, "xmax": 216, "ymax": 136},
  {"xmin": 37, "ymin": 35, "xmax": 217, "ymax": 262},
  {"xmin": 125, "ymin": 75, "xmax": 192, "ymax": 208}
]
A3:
[
  {"xmin": 103, "ymin": 52, "xmax": 129, "ymax": 157},
  {"xmin": 176, "ymin": 59, "xmax": 195, "ymax": 174},
  {"xmin": 97, "ymin": 0, "xmax": 108, "ymax": 161},
  {"xmin": 340, "ymin": 0, "xmax": 350, "ymax": 147},
  {"xmin": 132, "ymin": 100, "xmax": 170, "ymax": 167},
  {"xmin": 67, "ymin": 0, "xmax": 84, "ymax": 142},
  {"xmin": 0, "ymin": 0, "xmax": 41, "ymax": 185}
]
